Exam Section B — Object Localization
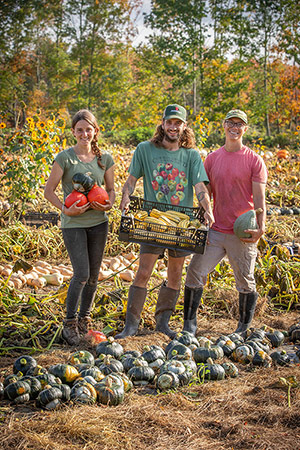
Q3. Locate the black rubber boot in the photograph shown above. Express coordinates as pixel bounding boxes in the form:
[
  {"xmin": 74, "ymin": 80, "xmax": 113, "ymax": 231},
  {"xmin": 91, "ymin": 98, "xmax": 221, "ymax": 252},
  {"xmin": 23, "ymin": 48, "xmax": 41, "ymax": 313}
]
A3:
[
  {"xmin": 115, "ymin": 285, "xmax": 147, "ymax": 339},
  {"xmin": 183, "ymin": 286, "xmax": 203, "ymax": 336},
  {"xmin": 235, "ymin": 292, "xmax": 258, "ymax": 334},
  {"xmin": 155, "ymin": 281, "xmax": 180, "ymax": 339}
]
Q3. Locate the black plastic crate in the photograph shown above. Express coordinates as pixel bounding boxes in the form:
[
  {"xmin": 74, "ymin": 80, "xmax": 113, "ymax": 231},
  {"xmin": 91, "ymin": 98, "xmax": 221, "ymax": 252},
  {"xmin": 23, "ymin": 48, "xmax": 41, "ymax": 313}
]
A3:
[
  {"xmin": 23, "ymin": 211, "xmax": 59, "ymax": 228},
  {"xmin": 119, "ymin": 196, "xmax": 208, "ymax": 254}
]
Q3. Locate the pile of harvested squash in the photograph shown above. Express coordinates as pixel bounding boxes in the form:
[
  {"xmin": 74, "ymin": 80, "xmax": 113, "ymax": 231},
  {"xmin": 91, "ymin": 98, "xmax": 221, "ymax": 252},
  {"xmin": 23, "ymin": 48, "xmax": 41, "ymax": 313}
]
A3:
[{"xmin": 1, "ymin": 327, "xmax": 299, "ymax": 409}]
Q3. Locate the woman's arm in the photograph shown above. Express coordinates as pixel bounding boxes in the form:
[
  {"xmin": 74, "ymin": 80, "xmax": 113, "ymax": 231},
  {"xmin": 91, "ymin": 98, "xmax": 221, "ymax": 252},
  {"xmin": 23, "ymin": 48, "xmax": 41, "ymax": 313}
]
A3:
[{"xmin": 44, "ymin": 161, "xmax": 90, "ymax": 216}]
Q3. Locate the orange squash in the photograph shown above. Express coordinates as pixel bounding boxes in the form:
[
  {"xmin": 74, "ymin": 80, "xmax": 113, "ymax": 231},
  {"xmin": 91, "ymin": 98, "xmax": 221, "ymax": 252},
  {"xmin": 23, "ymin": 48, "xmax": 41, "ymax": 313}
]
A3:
[{"xmin": 276, "ymin": 149, "xmax": 289, "ymax": 159}]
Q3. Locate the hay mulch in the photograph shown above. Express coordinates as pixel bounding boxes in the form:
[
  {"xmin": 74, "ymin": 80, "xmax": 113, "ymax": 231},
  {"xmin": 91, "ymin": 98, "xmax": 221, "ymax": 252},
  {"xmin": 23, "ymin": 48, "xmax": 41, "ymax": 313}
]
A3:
[{"xmin": 0, "ymin": 309, "xmax": 300, "ymax": 450}]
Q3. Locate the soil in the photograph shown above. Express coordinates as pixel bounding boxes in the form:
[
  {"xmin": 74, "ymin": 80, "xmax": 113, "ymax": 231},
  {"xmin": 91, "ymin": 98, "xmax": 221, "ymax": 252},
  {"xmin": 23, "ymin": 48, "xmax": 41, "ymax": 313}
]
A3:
[{"xmin": 0, "ymin": 305, "xmax": 300, "ymax": 450}]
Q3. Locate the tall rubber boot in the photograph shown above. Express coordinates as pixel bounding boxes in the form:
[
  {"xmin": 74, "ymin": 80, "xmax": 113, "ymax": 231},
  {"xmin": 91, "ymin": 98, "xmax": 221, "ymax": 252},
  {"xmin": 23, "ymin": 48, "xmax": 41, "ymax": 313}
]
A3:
[
  {"xmin": 115, "ymin": 285, "xmax": 147, "ymax": 339},
  {"xmin": 155, "ymin": 281, "xmax": 180, "ymax": 339},
  {"xmin": 183, "ymin": 286, "xmax": 203, "ymax": 336},
  {"xmin": 234, "ymin": 292, "xmax": 258, "ymax": 334}
]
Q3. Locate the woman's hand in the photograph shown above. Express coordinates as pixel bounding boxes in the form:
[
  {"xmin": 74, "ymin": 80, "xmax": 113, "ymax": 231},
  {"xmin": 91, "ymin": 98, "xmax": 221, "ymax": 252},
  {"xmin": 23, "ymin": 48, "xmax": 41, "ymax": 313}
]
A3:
[
  {"xmin": 89, "ymin": 199, "xmax": 112, "ymax": 211},
  {"xmin": 64, "ymin": 200, "xmax": 90, "ymax": 216}
]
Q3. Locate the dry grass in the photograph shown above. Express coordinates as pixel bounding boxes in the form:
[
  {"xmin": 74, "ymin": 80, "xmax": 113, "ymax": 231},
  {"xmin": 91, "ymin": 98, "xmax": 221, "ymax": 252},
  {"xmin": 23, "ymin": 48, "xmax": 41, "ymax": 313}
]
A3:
[{"xmin": 0, "ymin": 308, "xmax": 300, "ymax": 450}]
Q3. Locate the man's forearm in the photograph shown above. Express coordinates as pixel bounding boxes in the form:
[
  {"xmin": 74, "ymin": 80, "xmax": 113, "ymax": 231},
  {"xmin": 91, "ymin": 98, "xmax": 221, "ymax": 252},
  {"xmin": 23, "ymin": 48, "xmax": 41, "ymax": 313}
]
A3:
[
  {"xmin": 195, "ymin": 183, "xmax": 212, "ymax": 211},
  {"xmin": 122, "ymin": 177, "xmax": 136, "ymax": 197}
]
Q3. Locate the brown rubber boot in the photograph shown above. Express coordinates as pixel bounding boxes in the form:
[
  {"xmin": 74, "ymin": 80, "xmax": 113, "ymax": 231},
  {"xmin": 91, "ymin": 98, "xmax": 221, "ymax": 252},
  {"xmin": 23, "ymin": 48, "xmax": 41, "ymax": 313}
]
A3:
[
  {"xmin": 78, "ymin": 316, "xmax": 93, "ymax": 335},
  {"xmin": 155, "ymin": 281, "xmax": 180, "ymax": 339},
  {"xmin": 62, "ymin": 318, "xmax": 80, "ymax": 346},
  {"xmin": 115, "ymin": 285, "xmax": 147, "ymax": 339}
]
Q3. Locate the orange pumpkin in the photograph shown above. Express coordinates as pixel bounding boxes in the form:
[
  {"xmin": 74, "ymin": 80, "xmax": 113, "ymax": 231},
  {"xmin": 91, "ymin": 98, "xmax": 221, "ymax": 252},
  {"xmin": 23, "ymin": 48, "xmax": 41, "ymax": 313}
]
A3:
[{"xmin": 276, "ymin": 149, "xmax": 289, "ymax": 159}]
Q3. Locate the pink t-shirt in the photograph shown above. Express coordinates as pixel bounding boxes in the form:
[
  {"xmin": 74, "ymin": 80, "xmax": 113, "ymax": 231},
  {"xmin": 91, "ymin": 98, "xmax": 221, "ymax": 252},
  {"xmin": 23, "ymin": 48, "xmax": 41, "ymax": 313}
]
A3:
[{"xmin": 204, "ymin": 145, "xmax": 268, "ymax": 234}]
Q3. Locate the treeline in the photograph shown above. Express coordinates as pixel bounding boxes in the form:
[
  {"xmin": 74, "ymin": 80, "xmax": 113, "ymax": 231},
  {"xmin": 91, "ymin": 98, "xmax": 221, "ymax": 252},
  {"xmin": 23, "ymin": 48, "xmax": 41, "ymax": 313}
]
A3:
[{"xmin": 0, "ymin": 0, "xmax": 299, "ymax": 147}]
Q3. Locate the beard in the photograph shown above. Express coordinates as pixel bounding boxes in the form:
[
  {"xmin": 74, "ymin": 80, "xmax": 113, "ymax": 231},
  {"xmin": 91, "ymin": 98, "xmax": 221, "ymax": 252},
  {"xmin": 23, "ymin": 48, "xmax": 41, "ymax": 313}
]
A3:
[{"xmin": 163, "ymin": 129, "xmax": 183, "ymax": 143}]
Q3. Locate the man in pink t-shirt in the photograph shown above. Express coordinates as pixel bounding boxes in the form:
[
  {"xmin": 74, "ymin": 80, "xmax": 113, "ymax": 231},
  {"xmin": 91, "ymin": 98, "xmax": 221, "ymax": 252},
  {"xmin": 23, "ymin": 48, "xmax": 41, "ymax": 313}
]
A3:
[{"xmin": 183, "ymin": 109, "xmax": 268, "ymax": 335}]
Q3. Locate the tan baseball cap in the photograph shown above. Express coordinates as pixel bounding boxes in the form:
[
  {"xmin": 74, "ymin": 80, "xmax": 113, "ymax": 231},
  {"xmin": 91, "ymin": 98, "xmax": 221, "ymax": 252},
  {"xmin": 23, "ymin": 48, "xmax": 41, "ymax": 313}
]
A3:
[{"xmin": 225, "ymin": 109, "xmax": 248, "ymax": 124}]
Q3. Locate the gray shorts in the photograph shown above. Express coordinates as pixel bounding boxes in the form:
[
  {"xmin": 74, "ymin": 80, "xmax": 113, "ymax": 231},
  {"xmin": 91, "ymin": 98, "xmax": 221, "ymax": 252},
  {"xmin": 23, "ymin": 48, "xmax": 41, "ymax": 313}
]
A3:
[
  {"xmin": 139, "ymin": 243, "xmax": 191, "ymax": 258},
  {"xmin": 186, "ymin": 229, "xmax": 258, "ymax": 292}
]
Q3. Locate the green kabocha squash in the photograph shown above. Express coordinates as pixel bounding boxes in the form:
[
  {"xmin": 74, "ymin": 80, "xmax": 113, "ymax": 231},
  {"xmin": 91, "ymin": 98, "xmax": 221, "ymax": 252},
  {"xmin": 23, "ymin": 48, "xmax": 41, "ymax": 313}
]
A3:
[
  {"xmin": 20, "ymin": 376, "xmax": 42, "ymax": 399},
  {"xmin": 197, "ymin": 358, "xmax": 225, "ymax": 382},
  {"xmin": 37, "ymin": 386, "xmax": 62, "ymax": 410},
  {"xmin": 113, "ymin": 373, "xmax": 133, "ymax": 393},
  {"xmin": 141, "ymin": 345, "xmax": 166, "ymax": 364},
  {"xmin": 288, "ymin": 322, "xmax": 300, "ymax": 343},
  {"xmin": 36, "ymin": 373, "xmax": 61, "ymax": 388},
  {"xmin": 164, "ymin": 339, "xmax": 180, "ymax": 355},
  {"xmin": 3, "ymin": 373, "xmax": 21, "ymax": 388},
  {"xmin": 216, "ymin": 339, "xmax": 236, "ymax": 357},
  {"xmin": 252, "ymin": 350, "xmax": 272, "ymax": 368},
  {"xmin": 270, "ymin": 350, "xmax": 291, "ymax": 366},
  {"xmin": 160, "ymin": 360, "xmax": 192, "ymax": 386},
  {"xmin": 121, "ymin": 356, "xmax": 147, "ymax": 373},
  {"xmin": 181, "ymin": 359, "xmax": 197, "ymax": 376},
  {"xmin": 127, "ymin": 360, "xmax": 155, "ymax": 386},
  {"xmin": 95, "ymin": 337, "xmax": 124, "ymax": 359},
  {"xmin": 4, "ymin": 380, "xmax": 31, "ymax": 403},
  {"xmin": 51, "ymin": 383, "xmax": 71, "ymax": 402},
  {"xmin": 233, "ymin": 208, "xmax": 263, "ymax": 238},
  {"xmin": 231, "ymin": 344, "xmax": 254, "ymax": 364},
  {"xmin": 176, "ymin": 331, "xmax": 199, "ymax": 350},
  {"xmin": 74, "ymin": 363, "xmax": 93, "ymax": 373},
  {"xmin": 72, "ymin": 172, "xmax": 95, "ymax": 193},
  {"xmin": 221, "ymin": 362, "xmax": 239, "ymax": 378},
  {"xmin": 120, "ymin": 350, "xmax": 141, "ymax": 360},
  {"xmin": 80, "ymin": 366, "xmax": 105, "ymax": 382},
  {"xmin": 167, "ymin": 343, "xmax": 192, "ymax": 361},
  {"xmin": 69, "ymin": 350, "xmax": 95, "ymax": 366},
  {"xmin": 228, "ymin": 333, "xmax": 244, "ymax": 345},
  {"xmin": 265, "ymin": 330, "xmax": 285, "ymax": 348},
  {"xmin": 13, "ymin": 355, "xmax": 37, "ymax": 376},
  {"xmin": 70, "ymin": 381, "xmax": 97, "ymax": 404},
  {"xmin": 193, "ymin": 343, "xmax": 224, "ymax": 363},
  {"xmin": 156, "ymin": 371, "xmax": 180, "ymax": 392},
  {"xmin": 26, "ymin": 365, "xmax": 48, "ymax": 377},
  {"xmin": 94, "ymin": 374, "xmax": 125, "ymax": 406},
  {"xmin": 95, "ymin": 355, "xmax": 124, "ymax": 375},
  {"xmin": 48, "ymin": 364, "xmax": 79, "ymax": 384}
]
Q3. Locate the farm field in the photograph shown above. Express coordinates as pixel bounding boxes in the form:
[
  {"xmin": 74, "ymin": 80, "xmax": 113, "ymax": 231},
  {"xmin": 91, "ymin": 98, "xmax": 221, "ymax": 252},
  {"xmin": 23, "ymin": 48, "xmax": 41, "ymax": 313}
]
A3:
[{"xmin": 0, "ymin": 144, "xmax": 299, "ymax": 450}]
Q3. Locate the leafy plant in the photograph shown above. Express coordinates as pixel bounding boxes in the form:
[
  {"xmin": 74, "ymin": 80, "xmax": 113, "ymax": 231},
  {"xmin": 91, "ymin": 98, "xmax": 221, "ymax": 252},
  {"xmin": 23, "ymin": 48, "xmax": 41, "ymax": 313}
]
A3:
[{"xmin": 1, "ymin": 114, "xmax": 66, "ymax": 220}]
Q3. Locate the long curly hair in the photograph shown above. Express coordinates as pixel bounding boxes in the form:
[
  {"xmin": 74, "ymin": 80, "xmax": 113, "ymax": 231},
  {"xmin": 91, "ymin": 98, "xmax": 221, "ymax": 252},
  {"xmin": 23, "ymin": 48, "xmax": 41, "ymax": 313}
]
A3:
[
  {"xmin": 150, "ymin": 123, "xmax": 196, "ymax": 149},
  {"xmin": 71, "ymin": 109, "xmax": 104, "ymax": 169}
]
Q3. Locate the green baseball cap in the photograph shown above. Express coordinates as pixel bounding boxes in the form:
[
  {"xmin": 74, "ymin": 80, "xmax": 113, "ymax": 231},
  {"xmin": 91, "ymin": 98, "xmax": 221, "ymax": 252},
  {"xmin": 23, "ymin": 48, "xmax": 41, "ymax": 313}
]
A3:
[
  {"xmin": 225, "ymin": 109, "xmax": 248, "ymax": 124},
  {"xmin": 163, "ymin": 104, "xmax": 187, "ymax": 122}
]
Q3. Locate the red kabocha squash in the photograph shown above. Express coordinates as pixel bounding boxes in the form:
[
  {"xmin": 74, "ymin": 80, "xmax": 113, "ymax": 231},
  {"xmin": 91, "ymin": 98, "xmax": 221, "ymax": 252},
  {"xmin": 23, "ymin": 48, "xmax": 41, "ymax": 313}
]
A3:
[
  {"xmin": 87, "ymin": 185, "xmax": 109, "ymax": 204},
  {"xmin": 65, "ymin": 190, "xmax": 88, "ymax": 208}
]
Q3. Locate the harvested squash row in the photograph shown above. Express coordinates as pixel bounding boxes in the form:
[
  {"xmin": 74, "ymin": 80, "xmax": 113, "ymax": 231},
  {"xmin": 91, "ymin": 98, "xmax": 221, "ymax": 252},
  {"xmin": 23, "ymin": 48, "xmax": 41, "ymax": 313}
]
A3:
[{"xmin": 0, "ymin": 251, "xmax": 148, "ymax": 289}]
